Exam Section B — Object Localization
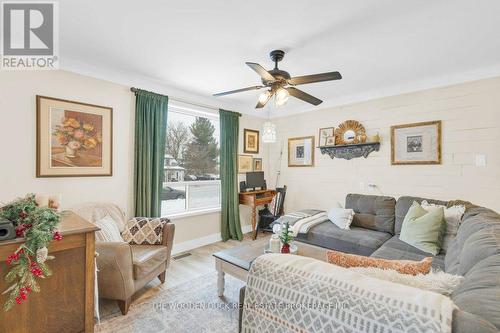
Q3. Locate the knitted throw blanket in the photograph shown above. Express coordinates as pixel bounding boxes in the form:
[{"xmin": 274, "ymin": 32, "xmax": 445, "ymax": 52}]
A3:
[{"xmin": 242, "ymin": 254, "xmax": 456, "ymax": 333}]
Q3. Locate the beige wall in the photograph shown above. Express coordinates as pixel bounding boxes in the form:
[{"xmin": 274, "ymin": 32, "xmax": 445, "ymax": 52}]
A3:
[
  {"xmin": 268, "ymin": 77, "xmax": 500, "ymax": 213},
  {"xmin": 0, "ymin": 70, "xmax": 267, "ymax": 249},
  {"xmin": 0, "ymin": 70, "xmax": 135, "ymax": 211}
]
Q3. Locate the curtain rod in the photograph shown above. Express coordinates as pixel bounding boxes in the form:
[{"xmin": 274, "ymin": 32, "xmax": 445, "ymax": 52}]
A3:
[{"xmin": 130, "ymin": 87, "xmax": 222, "ymax": 112}]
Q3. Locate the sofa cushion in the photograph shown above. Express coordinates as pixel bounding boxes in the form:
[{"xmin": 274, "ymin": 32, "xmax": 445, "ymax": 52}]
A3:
[
  {"xmin": 345, "ymin": 194, "xmax": 396, "ymax": 234},
  {"xmin": 371, "ymin": 236, "xmax": 445, "ymax": 270},
  {"xmin": 327, "ymin": 250, "xmax": 432, "ymax": 275},
  {"xmin": 131, "ymin": 245, "xmax": 168, "ymax": 280},
  {"xmin": 395, "ymin": 196, "xmax": 448, "ymax": 235},
  {"xmin": 452, "ymin": 309, "xmax": 499, "ymax": 333},
  {"xmin": 445, "ymin": 220, "xmax": 500, "ymax": 275},
  {"xmin": 451, "ymin": 254, "xmax": 500, "ymax": 331},
  {"xmin": 399, "ymin": 201, "xmax": 445, "ymax": 255},
  {"xmin": 296, "ymin": 221, "xmax": 391, "ymax": 256},
  {"xmin": 445, "ymin": 210, "xmax": 500, "ymax": 273}
]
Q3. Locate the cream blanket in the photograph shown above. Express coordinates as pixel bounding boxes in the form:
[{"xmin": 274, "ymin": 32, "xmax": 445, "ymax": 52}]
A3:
[
  {"xmin": 272, "ymin": 210, "xmax": 329, "ymax": 236},
  {"xmin": 242, "ymin": 254, "xmax": 456, "ymax": 333}
]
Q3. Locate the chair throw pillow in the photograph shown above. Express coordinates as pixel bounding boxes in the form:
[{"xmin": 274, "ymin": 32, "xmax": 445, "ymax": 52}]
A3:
[
  {"xmin": 94, "ymin": 215, "xmax": 125, "ymax": 242},
  {"xmin": 421, "ymin": 200, "xmax": 465, "ymax": 253},
  {"xmin": 328, "ymin": 207, "xmax": 355, "ymax": 229},
  {"xmin": 399, "ymin": 201, "xmax": 445, "ymax": 255},
  {"xmin": 121, "ymin": 217, "xmax": 169, "ymax": 245},
  {"xmin": 326, "ymin": 250, "xmax": 433, "ymax": 275},
  {"xmin": 350, "ymin": 266, "xmax": 463, "ymax": 296}
]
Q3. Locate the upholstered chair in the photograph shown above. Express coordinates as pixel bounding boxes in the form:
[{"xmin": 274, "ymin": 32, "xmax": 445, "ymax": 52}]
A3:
[{"xmin": 70, "ymin": 203, "xmax": 175, "ymax": 315}]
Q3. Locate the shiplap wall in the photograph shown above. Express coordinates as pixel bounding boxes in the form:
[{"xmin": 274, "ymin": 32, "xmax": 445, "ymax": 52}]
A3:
[{"xmin": 268, "ymin": 76, "xmax": 500, "ymax": 212}]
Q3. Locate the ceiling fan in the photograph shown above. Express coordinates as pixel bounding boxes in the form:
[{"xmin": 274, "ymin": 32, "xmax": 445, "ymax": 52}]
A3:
[{"xmin": 213, "ymin": 50, "xmax": 342, "ymax": 108}]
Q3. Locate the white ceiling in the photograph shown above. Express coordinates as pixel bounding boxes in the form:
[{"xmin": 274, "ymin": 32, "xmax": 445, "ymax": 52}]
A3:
[{"xmin": 60, "ymin": 0, "xmax": 500, "ymax": 117}]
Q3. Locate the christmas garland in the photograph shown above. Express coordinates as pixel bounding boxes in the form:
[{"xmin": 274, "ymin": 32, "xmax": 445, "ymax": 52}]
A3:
[{"xmin": 0, "ymin": 194, "xmax": 62, "ymax": 311}]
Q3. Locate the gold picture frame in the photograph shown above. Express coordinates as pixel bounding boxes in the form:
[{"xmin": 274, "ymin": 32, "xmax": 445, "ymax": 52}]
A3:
[
  {"xmin": 238, "ymin": 154, "xmax": 253, "ymax": 173},
  {"xmin": 288, "ymin": 136, "xmax": 315, "ymax": 167},
  {"xmin": 391, "ymin": 120, "xmax": 442, "ymax": 165},
  {"xmin": 243, "ymin": 129, "xmax": 259, "ymax": 154},
  {"xmin": 318, "ymin": 127, "xmax": 335, "ymax": 147},
  {"xmin": 36, "ymin": 95, "xmax": 113, "ymax": 177},
  {"xmin": 253, "ymin": 158, "xmax": 263, "ymax": 171},
  {"xmin": 335, "ymin": 120, "xmax": 366, "ymax": 145}
]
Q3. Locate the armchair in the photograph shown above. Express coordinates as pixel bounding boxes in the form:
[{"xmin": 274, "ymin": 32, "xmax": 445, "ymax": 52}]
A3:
[{"xmin": 71, "ymin": 203, "xmax": 175, "ymax": 315}]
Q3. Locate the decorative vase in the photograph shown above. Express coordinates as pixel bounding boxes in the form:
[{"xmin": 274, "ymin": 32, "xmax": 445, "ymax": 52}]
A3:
[
  {"xmin": 269, "ymin": 234, "xmax": 281, "ymax": 253},
  {"xmin": 281, "ymin": 243, "xmax": 290, "ymax": 253},
  {"xmin": 65, "ymin": 146, "xmax": 77, "ymax": 158}
]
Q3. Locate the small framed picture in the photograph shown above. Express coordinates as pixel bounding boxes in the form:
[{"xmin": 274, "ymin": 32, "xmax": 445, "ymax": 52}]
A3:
[
  {"xmin": 288, "ymin": 136, "xmax": 315, "ymax": 167},
  {"xmin": 325, "ymin": 136, "xmax": 336, "ymax": 146},
  {"xmin": 253, "ymin": 158, "xmax": 263, "ymax": 171},
  {"xmin": 238, "ymin": 154, "xmax": 253, "ymax": 173},
  {"xmin": 318, "ymin": 127, "xmax": 334, "ymax": 147},
  {"xmin": 391, "ymin": 120, "xmax": 441, "ymax": 165},
  {"xmin": 243, "ymin": 129, "xmax": 259, "ymax": 154}
]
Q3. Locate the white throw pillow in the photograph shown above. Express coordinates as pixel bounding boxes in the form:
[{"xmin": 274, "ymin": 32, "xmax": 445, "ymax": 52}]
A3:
[
  {"xmin": 328, "ymin": 207, "xmax": 355, "ymax": 230},
  {"xmin": 94, "ymin": 215, "xmax": 125, "ymax": 242},
  {"xmin": 421, "ymin": 200, "xmax": 465, "ymax": 252},
  {"xmin": 351, "ymin": 266, "xmax": 463, "ymax": 296}
]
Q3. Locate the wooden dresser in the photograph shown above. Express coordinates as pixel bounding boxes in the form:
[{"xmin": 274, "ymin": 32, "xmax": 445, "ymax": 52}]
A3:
[{"xmin": 0, "ymin": 212, "xmax": 98, "ymax": 333}]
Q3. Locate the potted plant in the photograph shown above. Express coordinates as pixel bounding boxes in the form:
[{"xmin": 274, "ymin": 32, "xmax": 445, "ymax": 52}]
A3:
[{"xmin": 279, "ymin": 222, "xmax": 294, "ymax": 253}]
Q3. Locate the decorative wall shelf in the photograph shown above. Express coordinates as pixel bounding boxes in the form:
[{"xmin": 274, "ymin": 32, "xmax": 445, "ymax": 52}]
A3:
[{"xmin": 318, "ymin": 142, "xmax": 380, "ymax": 160}]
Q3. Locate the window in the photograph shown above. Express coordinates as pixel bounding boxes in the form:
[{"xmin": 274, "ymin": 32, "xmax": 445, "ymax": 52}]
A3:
[{"xmin": 161, "ymin": 103, "xmax": 220, "ymax": 216}]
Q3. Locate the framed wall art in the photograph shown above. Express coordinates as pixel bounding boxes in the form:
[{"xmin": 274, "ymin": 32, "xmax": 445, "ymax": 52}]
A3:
[
  {"xmin": 318, "ymin": 127, "xmax": 334, "ymax": 147},
  {"xmin": 243, "ymin": 129, "xmax": 259, "ymax": 154},
  {"xmin": 288, "ymin": 136, "xmax": 315, "ymax": 167},
  {"xmin": 253, "ymin": 158, "xmax": 263, "ymax": 171},
  {"xmin": 238, "ymin": 154, "xmax": 253, "ymax": 173},
  {"xmin": 36, "ymin": 95, "xmax": 113, "ymax": 177},
  {"xmin": 391, "ymin": 120, "xmax": 441, "ymax": 165}
]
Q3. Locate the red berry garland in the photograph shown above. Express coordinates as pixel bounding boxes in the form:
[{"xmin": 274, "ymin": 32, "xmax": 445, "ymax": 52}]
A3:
[{"xmin": 0, "ymin": 194, "xmax": 61, "ymax": 311}]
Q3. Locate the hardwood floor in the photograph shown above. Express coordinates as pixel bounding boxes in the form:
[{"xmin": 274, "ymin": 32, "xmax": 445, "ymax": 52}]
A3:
[{"xmin": 98, "ymin": 232, "xmax": 270, "ymax": 320}]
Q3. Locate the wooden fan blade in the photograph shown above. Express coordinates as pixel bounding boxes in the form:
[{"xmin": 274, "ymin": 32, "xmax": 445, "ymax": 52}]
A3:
[
  {"xmin": 288, "ymin": 71, "xmax": 342, "ymax": 86},
  {"xmin": 213, "ymin": 85, "xmax": 264, "ymax": 97},
  {"xmin": 245, "ymin": 62, "xmax": 275, "ymax": 82},
  {"xmin": 255, "ymin": 91, "xmax": 274, "ymax": 109},
  {"xmin": 286, "ymin": 87, "xmax": 323, "ymax": 106}
]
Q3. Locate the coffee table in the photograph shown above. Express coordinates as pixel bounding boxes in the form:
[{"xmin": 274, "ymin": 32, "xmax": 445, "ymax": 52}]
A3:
[{"xmin": 213, "ymin": 238, "xmax": 328, "ymax": 296}]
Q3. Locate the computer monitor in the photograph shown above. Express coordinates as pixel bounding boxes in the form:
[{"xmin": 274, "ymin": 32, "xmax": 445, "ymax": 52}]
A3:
[{"xmin": 246, "ymin": 171, "xmax": 265, "ymax": 189}]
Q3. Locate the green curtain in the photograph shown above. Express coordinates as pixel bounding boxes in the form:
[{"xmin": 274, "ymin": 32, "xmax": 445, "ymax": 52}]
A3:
[
  {"xmin": 219, "ymin": 109, "xmax": 243, "ymax": 241},
  {"xmin": 133, "ymin": 90, "xmax": 168, "ymax": 217}
]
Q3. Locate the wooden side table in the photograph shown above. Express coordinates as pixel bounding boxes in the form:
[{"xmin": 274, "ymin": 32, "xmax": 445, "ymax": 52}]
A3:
[{"xmin": 239, "ymin": 189, "xmax": 276, "ymax": 240}]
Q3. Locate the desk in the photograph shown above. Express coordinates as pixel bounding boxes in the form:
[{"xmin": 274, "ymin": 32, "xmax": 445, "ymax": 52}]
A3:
[
  {"xmin": 239, "ymin": 189, "xmax": 276, "ymax": 240},
  {"xmin": 0, "ymin": 212, "xmax": 98, "ymax": 333}
]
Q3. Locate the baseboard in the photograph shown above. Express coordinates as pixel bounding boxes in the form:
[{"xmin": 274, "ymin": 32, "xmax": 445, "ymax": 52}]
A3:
[{"xmin": 172, "ymin": 224, "xmax": 253, "ymax": 255}]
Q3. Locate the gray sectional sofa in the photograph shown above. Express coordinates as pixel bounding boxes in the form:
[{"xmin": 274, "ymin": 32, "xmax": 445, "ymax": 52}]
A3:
[{"xmin": 241, "ymin": 193, "xmax": 500, "ymax": 332}]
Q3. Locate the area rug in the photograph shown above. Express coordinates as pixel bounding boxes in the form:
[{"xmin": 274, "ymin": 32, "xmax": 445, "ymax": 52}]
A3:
[{"xmin": 95, "ymin": 272, "xmax": 244, "ymax": 333}]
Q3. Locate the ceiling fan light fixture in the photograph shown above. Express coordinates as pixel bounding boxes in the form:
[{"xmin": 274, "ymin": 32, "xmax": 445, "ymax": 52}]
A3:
[
  {"xmin": 258, "ymin": 90, "xmax": 271, "ymax": 104},
  {"xmin": 274, "ymin": 87, "xmax": 289, "ymax": 107}
]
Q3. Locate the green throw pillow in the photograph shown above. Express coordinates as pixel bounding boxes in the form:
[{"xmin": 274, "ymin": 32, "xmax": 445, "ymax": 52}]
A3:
[{"xmin": 400, "ymin": 201, "xmax": 445, "ymax": 255}]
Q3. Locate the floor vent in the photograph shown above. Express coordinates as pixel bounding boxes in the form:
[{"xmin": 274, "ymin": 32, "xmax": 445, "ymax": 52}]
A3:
[{"xmin": 172, "ymin": 252, "xmax": 192, "ymax": 260}]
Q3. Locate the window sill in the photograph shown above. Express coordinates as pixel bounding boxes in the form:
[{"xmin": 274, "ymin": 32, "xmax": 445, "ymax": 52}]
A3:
[{"xmin": 165, "ymin": 207, "xmax": 221, "ymax": 220}]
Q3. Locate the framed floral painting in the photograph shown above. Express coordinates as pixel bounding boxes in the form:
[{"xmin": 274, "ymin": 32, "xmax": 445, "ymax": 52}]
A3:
[
  {"xmin": 243, "ymin": 129, "xmax": 259, "ymax": 154},
  {"xmin": 36, "ymin": 95, "xmax": 113, "ymax": 177}
]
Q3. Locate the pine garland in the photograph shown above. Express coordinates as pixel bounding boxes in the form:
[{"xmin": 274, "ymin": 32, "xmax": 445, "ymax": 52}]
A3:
[{"xmin": 0, "ymin": 194, "xmax": 62, "ymax": 311}]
